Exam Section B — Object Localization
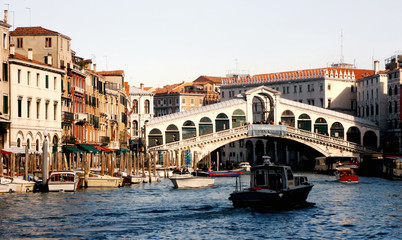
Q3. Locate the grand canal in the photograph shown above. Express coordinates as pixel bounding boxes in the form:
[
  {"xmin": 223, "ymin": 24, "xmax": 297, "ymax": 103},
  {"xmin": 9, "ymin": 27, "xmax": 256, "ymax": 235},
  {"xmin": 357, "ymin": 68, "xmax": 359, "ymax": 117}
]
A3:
[{"xmin": 0, "ymin": 173, "xmax": 400, "ymax": 239}]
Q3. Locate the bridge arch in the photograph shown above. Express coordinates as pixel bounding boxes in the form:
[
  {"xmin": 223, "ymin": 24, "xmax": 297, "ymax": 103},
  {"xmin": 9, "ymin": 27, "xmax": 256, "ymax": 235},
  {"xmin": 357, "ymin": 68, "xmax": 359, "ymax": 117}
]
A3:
[
  {"xmin": 330, "ymin": 122, "xmax": 344, "ymax": 139},
  {"xmin": 199, "ymin": 117, "xmax": 213, "ymax": 136},
  {"xmin": 148, "ymin": 128, "xmax": 163, "ymax": 147},
  {"xmin": 232, "ymin": 109, "xmax": 246, "ymax": 128},
  {"xmin": 281, "ymin": 110, "xmax": 295, "ymax": 127},
  {"xmin": 246, "ymin": 140, "xmax": 254, "ymax": 165},
  {"xmin": 182, "ymin": 120, "xmax": 196, "ymax": 140},
  {"xmin": 314, "ymin": 117, "xmax": 328, "ymax": 135},
  {"xmin": 297, "ymin": 114, "xmax": 311, "ymax": 131},
  {"xmin": 166, "ymin": 124, "xmax": 179, "ymax": 143},
  {"xmin": 251, "ymin": 92, "xmax": 275, "ymax": 123},
  {"xmin": 215, "ymin": 113, "xmax": 229, "ymax": 131},
  {"xmin": 347, "ymin": 127, "xmax": 361, "ymax": 144}
]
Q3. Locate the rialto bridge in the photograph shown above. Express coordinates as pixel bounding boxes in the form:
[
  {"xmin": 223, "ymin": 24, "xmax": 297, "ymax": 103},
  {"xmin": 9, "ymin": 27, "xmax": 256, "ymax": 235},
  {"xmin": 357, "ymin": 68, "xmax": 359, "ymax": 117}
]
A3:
[{"xmin": 145, "ymin": 86, "xmax": 380, "ymax": 165}]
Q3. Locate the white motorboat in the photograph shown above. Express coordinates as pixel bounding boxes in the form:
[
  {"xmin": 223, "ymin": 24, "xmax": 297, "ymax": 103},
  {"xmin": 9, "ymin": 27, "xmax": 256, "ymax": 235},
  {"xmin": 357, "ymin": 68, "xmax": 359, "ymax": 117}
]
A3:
[
  {"xmin": 48, "ymin": 171, "xmax": 80, "ymax": 192},
  {"xmin": 142, "ymin": 171, "xmax": 159, "ymax": 183},
  {"xmin": 12, "ymin": 177, "xmax": 35, "ymax": 193},
  {"xmin": 0, "ymin": 176, "xmax": 17, "ymax": 193},
  {"xmin": 79, "ymin": 172, "xmax": 123, "ymax": 188},
  {"xmin": 169, "ymin": 173, "xmax": 215, "ymax": 188}
]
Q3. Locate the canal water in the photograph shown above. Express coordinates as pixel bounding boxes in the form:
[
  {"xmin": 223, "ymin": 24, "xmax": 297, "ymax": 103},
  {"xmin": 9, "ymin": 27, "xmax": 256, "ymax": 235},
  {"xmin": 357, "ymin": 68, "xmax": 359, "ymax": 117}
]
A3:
[{"xmin": 0, "ymin": 173, "xmax": 400, "ymax": 239}]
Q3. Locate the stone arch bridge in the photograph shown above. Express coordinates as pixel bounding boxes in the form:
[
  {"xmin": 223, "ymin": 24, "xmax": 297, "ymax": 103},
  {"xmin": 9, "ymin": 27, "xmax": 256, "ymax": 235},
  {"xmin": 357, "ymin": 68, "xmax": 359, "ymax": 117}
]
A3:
[{"xmin": 145, "ymin": 86, "xmax": 380, "ymax": 162}]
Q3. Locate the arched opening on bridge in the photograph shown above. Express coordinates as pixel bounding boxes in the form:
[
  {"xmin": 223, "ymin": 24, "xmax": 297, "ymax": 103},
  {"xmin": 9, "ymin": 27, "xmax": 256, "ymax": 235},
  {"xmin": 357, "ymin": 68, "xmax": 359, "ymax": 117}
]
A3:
[
  {"xmin": 347, "ymin": 127, "xmax": 361, "ymax": 144},
  {"xmin": 330, "ymin": 122, "xmax": 344, "ymax": 139},
  {"xmin": 246, "ymin": 140, "xmax": 254, "ymax": 165},
  {"xmin": 182, "ymin": 121, "xmax": 196, "ymax": 140},
  {"xmin": 199, "ymin": 117, "xmax": 213, "ymax": 136},
  {"xmin": 165, "ymin": 124, "xmax": 179, "ymax": 143},
  {"xmin": 215, "ymin": 113, "xmax": 229, "ymax": 132},
  {"xmin": 363, "ymin": 131, "xmax": 377, "ymax": 148},
  {"xmin": 255, "ymin": 140, "xmax": 265, "ymax": 165},
  {"xmin": 148, "ymin": 128, "xmax": 163, "ymax": 147},
  {"xmin": 232, "ymin": 109, "xmax": 246, "ymax": 128},
  {"xmin": 314, "ymin": 118, "xmax": 328, "ymax": 135},
  {"xmin": 266, "ymin": 140, "xmax": 275, "ymax": 161},
  {"xmin": 281, "ymin": 110, "xmax": 295, "ymax": 127},
  {"xmin": 297, "ymin": 114, "xmax": 311, "ymax": 131}
]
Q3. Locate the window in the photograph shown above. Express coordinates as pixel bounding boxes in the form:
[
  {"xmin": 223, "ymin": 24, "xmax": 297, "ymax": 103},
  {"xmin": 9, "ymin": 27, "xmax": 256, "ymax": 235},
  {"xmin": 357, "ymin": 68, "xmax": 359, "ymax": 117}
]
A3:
[
  {"xmin": 27, "ymin": 71, "xmax": 30, "ymax": 85},
  {"xmin": 299, "ymin": 85, "xmax": 302, "ymax": 92},
  {"xmin": 320, "ymin": 83, "xmax": 323, "ymax": 91},
  {"xmin": 199, "ymin": 99, "xmax": 203, "ymax": 105},
  {"xmin": 45, "ymin": 75, "xmax": 49, "ymax": 88},
  {"xmin": 168, "ymin": 99, "xmax": 172, "ymax": 105},
  {"xmin": 320, "ymin": 98, "xmax": 324, "ymax": 107},
  {"xmin": 54, "ymin": 77, "xmax": 57, "ymax": 90},
  {"xmin": 395, "ymin": 86, "xmax": 398, "ymax": 95},
  {"xmin": 17, "ymin": 38, "xmax": 23, "ymax": 48},
  {"xmin": 45, "ymin": 102, "xmax": 49, "ymax": 120},
  {"xmin": 294, "ymin": 86, "xmax": 297, "ymax": 93},
  {"xmin": 328, "ymin": 99, "xmax": 331, "ymax": 108},
  {"xmin": 221, "ymin": 91, "xmax": 224, "ymax": 98},
  {"xmin": 282, "ymin": 87, "xmax": 286, "ymax": 94},
  {"xmin": 45, "ymin": 37, "xmax": 52, "ymax": 48},
  {"xmin": 36, "ymin": 73, "xmax": 40, "ymax": 87},
  {"xmin": 27, "ymin": 100, "xmax": 31, "ymax": 118},
  {"xmin": 328, "ymin": 84, "xmax": 331, "ymax": 90},
  {"xmin": 36, "ymin": 101, "xmax": 40, "ymax": 119},
  {"xmin": 17, "ymin": 69, "xmax": 21, "ymax": 83},
  {"xmin": 351, "ymin": 85, "xmax": 354, "ymax": 92},
  {"xmin": 389, "ymin": 86, "xmax": 392, "ymax": 96},
  {"xmin": 2, "ymin": 33, "xmax": 6, "ymax": 49},
  {"xmin": 394, "ymin": 101, "xmax": 398, "ymax": 113},
  {"xmin": 18, "ymin": 99, "xmax": 22, "ymax": 117},
  {"xmin": 54, "ymin": 103, "xmax": 57, "ymax": 120},
  {"xmin": 190, "ymin": 99, "xmax": 195, "ymax": 105},
  {"xmin": 2, "ymin": 62, "xmax": 8, "ymax": 81},
  {"xmin": 182, "ymin": 99, "xmax": 186, "ymax": 104},
  {"xmin": 144, "ymin": 100, "xmax": 150, "ymax": 114},
  {"xmin": 3, "ymin": 95, "xmax": 8, "ymax": 114}
]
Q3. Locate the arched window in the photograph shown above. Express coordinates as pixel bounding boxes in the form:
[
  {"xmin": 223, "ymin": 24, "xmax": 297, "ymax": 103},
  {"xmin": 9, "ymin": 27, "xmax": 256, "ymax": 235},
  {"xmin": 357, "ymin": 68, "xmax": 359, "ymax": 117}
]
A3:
[
  {"xmin": 144, "ymin": 100, "xmax": 150, "ymax": 114},
  {"xmin": 133, "ymin": 120, "xmax": 138, "ymax": 136},
  {"xmin": 182, "ymin": 120, "xmax": 196, "ymax": 139},
  {"xmin": 27, "ymin": 139, "xmax": 30, "ymax": 149},
  {"xmin": 17, "ymin": 138, "xmax": 21, "ymax": 147},
  {"xmin": 36, "ymin": 139, "xmax": 40, "ymax": 151},
  {"xmin": 199, "ymin": 117, "xmax": 213, "ymax": 135},
  {"xmin": 132, "ymin": 100, "xmax": 138, "ymax": 114}
]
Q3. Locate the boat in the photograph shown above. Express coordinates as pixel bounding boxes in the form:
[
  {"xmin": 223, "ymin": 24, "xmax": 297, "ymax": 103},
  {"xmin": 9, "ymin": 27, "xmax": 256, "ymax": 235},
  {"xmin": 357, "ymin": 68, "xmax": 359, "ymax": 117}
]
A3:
[
  {"xmin": 0, "ymin": 176, "xmax": 17, "ymax": 193},
  {"xmin": 335, "ymin": 168, "xmax": 359, "ymax": 183},
  {"xmin": 208, "ymin": 168, "xmax": 243, "ymax": 177},
  {"xmin": 315, "ymin": 156, "xmax": 359, "ymax": 174},
  {"xmin": 113, "ymin": 171, "xmax": 143, "ymax": 184},
  {"xmin": 228, "ymin": 159, "xmax": 314, "ymax": 209},
  {"xmin": 79, "ymin": 172, "xmax": 123, "ymax": 188},
  {"xmin": 169, "ymin": 172, "xmax": 215, "ymax": 188},
  {"xmin": 11, "ymin": 177, "xmax": 35, "ymax": 193},
  {"xmin": 238, "ymin": 162, "xmax": 251, "ymax": 173},
  {"xmin": 383, "ymin": 156, "xmax": 402, "ymax": 180},
  {"xmin": 47, "ymin": 171, "xmax": 80, "ymax": 192},
  {"xmin": 142, "ymin": 171, "xmax": 159, "ymax": 183}
]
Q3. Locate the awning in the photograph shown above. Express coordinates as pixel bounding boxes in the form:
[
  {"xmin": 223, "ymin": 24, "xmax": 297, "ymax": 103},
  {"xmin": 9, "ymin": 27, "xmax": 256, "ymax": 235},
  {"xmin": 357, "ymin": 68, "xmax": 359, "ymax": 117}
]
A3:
[
  {"xmin": 115, "ymin": 148, "xmax": 130, "ymax": 154},
  {"xmin": 1, "ymin": 147, "xmax": 40, "ymax": 156},
  {"xmin": 63, "ymin": 145, "xmax": 85, "ymax": 154},
  {"xmin": 77, "ymin": 144, "xmax": 101, "ymax": 153},
  {"xmin": 94, "ymin": 145, "xmax": 114, "ymax": 153}
]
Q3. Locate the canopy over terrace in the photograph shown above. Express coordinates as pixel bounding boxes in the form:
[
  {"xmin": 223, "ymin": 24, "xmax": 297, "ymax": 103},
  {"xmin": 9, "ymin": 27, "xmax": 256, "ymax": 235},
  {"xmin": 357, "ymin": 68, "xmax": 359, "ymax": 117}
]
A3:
[
  {"xmin": 62, "ymin": 145, "xmax": 85, "ymax": 154},
  {"xmin": 1, "ymin": 147, "xmax": 40, "ymax": 156},
  {"xmin": 77, "ymin": 144, "xmax": 101, "ymax": 154},
  {"xmin": 93, "ymin": 145, "xmax": 115, "ymax": 153}
]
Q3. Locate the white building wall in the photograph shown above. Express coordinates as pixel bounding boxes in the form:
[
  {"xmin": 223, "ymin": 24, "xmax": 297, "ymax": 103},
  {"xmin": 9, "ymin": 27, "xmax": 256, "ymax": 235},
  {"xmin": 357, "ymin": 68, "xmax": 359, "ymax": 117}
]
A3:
[{"xmin": 9, "ymin": 60, "xmax": 63, "ymax": 151}]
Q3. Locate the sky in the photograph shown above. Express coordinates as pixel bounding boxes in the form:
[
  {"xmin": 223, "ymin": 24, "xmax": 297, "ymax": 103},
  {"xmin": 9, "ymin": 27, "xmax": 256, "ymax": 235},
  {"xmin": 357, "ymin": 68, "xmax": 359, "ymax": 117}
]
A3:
[{"xmin": 2, "ymin": 0, "xmax": 402, "ymax": 88}]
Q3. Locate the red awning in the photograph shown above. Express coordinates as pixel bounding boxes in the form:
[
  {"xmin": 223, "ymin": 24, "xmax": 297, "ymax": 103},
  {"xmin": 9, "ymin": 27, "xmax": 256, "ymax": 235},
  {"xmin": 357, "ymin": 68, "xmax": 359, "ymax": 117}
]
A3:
[{"xmin": 93, "ymin": 145, "xmax": 115, "ymax": 152}]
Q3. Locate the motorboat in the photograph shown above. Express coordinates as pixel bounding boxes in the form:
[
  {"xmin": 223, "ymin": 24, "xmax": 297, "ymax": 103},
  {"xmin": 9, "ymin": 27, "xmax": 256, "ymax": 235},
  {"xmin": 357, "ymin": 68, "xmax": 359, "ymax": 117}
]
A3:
[
  {"xmin": 229, "ymin": 159, "xmax": 313, "ymax": 209},
  {"xmin": 335, "ymin": 168, "xmax": 359, "ymax": 183},
  {"xmin": 48, "ymin": 171, "xmax": 80, "ymax": 192},
  {"xmin": 169, "ymin": 172, "xmax": 215, "ymax": 188},
  {"xmin": 238, "ymin": 162, "xmax": 251, "ymax": 173},
  {"xmin": 208, "ymin": 168, "xmax": 243, "ymax": 177},
  {"xmin": 113, "ymin": 171, "xmax": 143, "ymax": 184},
  {"xmin": 79, "ymin": 172, "xmax": 123, "ymax": 188},
  {"xmin": 11, "ymin": 177, "xmax": 35, "ymax": 193},
  {"xmin": 0, "ymin": 176, "xmax": 17, "ymax": 193},
  {"xmin": 142, "ymin": 171, "xmax": 159, "ymax": 183}
]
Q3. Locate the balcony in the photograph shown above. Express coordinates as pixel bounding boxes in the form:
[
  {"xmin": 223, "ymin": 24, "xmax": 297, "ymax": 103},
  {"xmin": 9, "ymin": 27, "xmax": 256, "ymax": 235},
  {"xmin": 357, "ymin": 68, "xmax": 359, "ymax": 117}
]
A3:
[
  {"xmin": 74, "ymin": 86, "xmax": 84, "ymax": 95},
  {"xmin": 62, "ymin": 111, "xmax": 74, "ymax": 123},
  {"xmin": 75, "ymin": 113, "xmax": 87, "ymax": 121}
]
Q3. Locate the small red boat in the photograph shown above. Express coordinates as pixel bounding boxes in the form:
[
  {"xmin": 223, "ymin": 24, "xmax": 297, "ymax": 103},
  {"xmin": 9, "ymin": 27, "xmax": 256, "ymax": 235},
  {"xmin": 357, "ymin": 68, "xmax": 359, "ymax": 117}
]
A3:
[{"xmin": 335, "ymin": 168, "xmax": 359, "ymax": 183}]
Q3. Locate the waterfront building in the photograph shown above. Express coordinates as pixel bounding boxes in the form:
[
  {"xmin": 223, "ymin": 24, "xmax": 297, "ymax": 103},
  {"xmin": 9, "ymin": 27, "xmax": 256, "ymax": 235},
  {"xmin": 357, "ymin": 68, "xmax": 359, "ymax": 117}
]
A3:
[
  {"xmin": 8, "ymin": 47, "xmax": 64, "ymax": 152},
  {"xmin": 192, "ymin": 75, "xmax": 223, "ymax": 104},
  {"xmin": 0, "ymin": 11, "xmax": 11, "ymax": 149},
  {"xmin": 70, "ymin": 60, "xmax": 86, "ymax": 144},
  {"xmin": 384, "ymin": 54, "xmax": 402, "ymax": 153},
  {"xmin": 128, "ymin": 83, "xmax": 154, "ymax": 147},
  {"xmin": 10, "ymin": 26, "xmax": 74, "ymax": 145},
  {"xmin": 356, "ymin": 61, "xmax": 388, "ymax": 148}
]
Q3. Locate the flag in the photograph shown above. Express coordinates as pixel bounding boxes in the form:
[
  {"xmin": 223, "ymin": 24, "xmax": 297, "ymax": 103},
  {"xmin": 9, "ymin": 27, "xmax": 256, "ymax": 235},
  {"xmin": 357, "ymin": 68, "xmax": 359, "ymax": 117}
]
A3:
[{"xmin": 129, "ymin": 101, "xmax": 136, "ymax": 115}]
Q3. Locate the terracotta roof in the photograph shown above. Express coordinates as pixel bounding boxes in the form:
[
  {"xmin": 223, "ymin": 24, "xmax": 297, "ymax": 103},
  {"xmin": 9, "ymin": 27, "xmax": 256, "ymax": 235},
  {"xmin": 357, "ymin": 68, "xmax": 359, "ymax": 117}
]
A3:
[
  {"xmin": 97, "ymin": 70, "xmax": 125, "ymax": 76},
  {"xmin": 10, "ymin": 52, "xmax": 59, "ymax": 69},
  {"xmin": 11, "ymin": 26, "xmax": 71, "ymax": 40},
  {"xmin": 193, "ymin": 75, "xmax": 225, "ymax": 84}
]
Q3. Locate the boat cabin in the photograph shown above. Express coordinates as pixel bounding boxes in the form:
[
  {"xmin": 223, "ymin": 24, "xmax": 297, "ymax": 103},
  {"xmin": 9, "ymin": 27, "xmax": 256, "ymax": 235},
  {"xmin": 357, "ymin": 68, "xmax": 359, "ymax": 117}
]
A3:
[{"xmin": 49, "ymin": 171, "xmax": 77, "ymax": 183}]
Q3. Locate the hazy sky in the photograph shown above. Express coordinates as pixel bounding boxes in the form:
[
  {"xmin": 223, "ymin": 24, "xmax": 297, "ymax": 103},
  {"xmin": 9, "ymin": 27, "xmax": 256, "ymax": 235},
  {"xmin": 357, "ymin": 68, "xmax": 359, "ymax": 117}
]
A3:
[{"xmin": 3, "ymin": 0, "xmax": 401, "ymax": 87}]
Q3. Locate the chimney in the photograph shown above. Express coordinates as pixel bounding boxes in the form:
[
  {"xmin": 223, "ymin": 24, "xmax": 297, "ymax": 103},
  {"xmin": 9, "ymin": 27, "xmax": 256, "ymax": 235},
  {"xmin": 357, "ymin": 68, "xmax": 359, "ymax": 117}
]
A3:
[
  {"xmin": 374, "ymin": 60, "xmax": 380, "ymax": 74},
  {"xmin": 47, "ymin": 53, "xmax": 52, "ymax": 66},
  {"xmin": 140, "ymin": 83, "xmax": 144, "ymax": 90},
  {"xmin": 4, "ymin": 10, "xmax": 7, "ymax": 24},
  {"xmin": 28, "ymin": 48, "xmax": 33, "ymax": 61},
  {"xmin": 10, "ymin": 44, "xmax": 15, "ymax": 56},
  {"xmin": 93, "ymin": 64, "xmax": 96, "ymax": 72}
]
